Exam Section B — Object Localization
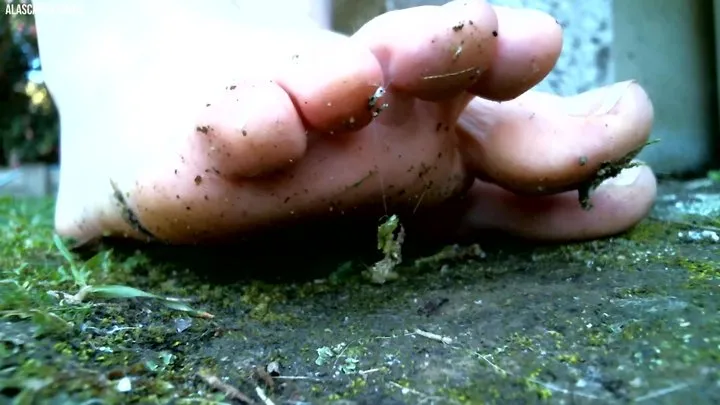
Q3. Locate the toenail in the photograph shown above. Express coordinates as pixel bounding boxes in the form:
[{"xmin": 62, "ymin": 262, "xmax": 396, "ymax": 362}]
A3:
[
  {"xmin": 591, "ymin": 80, "xmax": 637, "ymax": 115},
  {"xmin": 603, "ymin": 163, "xmax": 644, "ymax": 187}
]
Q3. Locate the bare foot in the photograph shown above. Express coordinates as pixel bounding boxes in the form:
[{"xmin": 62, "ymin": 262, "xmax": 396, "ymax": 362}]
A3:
[{"xmin": 37, "ymin": 0, "xmax": 655, "ymax": 245}]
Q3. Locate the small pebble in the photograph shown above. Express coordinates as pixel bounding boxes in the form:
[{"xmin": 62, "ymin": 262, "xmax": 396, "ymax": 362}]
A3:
[
  {"xmin": 117, "ymin": 377, "xmax": 132, "ymax": 392},
  {"xmin": 267, "ymin": 361, "xmax": 281, "ymax": 376},
  {"xmin": 175, "ymin": 318, "xmax": 192, "ymax": 333}
]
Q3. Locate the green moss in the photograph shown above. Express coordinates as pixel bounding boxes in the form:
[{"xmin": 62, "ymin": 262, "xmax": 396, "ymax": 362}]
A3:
[
  {"xmin": 675, "ymin": 257, "xmax": 719, "ymax": 284},
  {"xmin": 586, "ymin": 330, "xmax": 607, "ymax": 347},
  {"xmin": 507, "ymin": 333, "xmax": 534, "ymax": 350},
  {"xmin": 525, "ymin": 369, "xmax": 553, "ymax": 400},
  {"xmin": 239, "ymin": 282, "xmax": 293, "ymax": 322},
  {"xmin": 1, "ymin": 192, "xmax": 717, "ymax": 404},
  {"xmin": 621, "ymin": 321, "xmax": 645, "ymax": 341},
  {"xmin": 615, "ymin": 285, "xmax": 656, "ymax": 298},
  {"xmin": 676, "ymin": 213, "xmax": 720, "ymax": 230},
  {"xmin": 439, "ymin": 386, "xmax": 492, "ymax": 404},
  {"xmin": 555, "ymin": 353, "xmax": 582, "ymax": 365},
  {"xmin": 623, "ymin": 219, "xmax": 677, "ymax": 244}
]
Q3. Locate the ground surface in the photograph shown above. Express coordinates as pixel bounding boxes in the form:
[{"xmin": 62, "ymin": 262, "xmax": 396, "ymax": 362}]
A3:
[{"xmin": 0, "ymin": 179, "xmax": 718, "ymax": 405}]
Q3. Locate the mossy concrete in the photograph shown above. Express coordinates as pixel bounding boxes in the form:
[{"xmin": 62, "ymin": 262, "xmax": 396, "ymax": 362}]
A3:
[{"xmin": 0, "ymin": 179, "xmax": 718, "ymax": 404}]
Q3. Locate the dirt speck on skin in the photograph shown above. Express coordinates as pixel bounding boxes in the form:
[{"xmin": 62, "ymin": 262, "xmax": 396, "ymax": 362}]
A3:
[
  {"xmin": 0, "ymin": 179, "xmax": 718, "ymax": 404},
  {"xmin": 577, "ymin": 139, "xmax": 658, "ymax": 210}
]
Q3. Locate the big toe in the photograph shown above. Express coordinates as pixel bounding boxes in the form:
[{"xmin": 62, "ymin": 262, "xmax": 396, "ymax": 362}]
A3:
[{"xmin": 458, "ymin": 81, "xmax": 655, "ymax": 194}]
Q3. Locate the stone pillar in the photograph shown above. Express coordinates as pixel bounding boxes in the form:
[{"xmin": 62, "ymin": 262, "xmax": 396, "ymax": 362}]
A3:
[{"xmin": 614, "ymin": 0, "xmax": 716, "ymax": 175}]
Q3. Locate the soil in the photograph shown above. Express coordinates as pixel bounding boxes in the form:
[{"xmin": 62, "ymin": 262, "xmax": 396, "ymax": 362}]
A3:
[{"xmin": 0, "ymin": 179, "xmax": 718, "ymax": 405}]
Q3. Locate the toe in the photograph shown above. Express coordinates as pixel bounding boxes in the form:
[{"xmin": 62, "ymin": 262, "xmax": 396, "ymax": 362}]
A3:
[
  {"xmin": 352, "ymin": 0, "xmax": 499, "ymax": 101},
  {"xmin": 192, "ymin": 79, "xmax": 308, "ymax": 179},
  {"xmin": 274, "ymin": 32, "xmax": 385, "ymax": 135},
  {"xmin": 469, "ymin": 6, "xmax": 563, "ymax": 101},
  {"xmin": 457, "ymin": 164, "xmax": 657, "ymax": 241},
  {"xmin": 458, "ymin": 81, "xmax": 654, "ymax": 194}
]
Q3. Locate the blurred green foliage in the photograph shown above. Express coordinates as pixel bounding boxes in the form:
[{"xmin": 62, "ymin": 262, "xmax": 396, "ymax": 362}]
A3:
[{"xmin": 0, "ymin": 8, "xmax": 59, "ymax": 167}]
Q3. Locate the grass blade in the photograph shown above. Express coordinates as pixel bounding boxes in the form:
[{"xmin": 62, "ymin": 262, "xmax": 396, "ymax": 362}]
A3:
[
  {"xmin": 86, "ymin": 285, "xmax": 158, "ymax": 300},
  {"xmin": 84, "ymin": 285, "xmax": 214, "ymax": 319},
  {"xmin": 52, "ymin": 234, "xmax": 76, "ymax": 269}
]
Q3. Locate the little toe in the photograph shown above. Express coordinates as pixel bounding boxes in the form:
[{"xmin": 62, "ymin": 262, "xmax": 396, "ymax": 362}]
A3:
[{"xmin": 352, "ymin": 0, "xmax": 499, "ymax": 101}]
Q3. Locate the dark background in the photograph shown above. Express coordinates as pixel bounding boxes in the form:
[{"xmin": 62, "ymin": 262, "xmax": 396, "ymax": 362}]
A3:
[{"xmin": 0, "ymin": 8, "xmax": 59, "ymax": 167}]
